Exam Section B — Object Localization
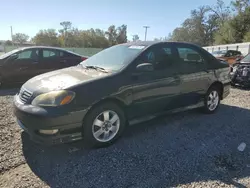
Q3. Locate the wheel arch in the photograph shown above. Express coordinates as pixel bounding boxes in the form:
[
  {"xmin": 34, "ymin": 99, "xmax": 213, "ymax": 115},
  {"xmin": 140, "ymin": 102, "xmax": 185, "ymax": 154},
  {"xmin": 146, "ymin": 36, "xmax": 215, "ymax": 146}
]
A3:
[
  {"xmin": 207, "ymin": 81, "xmax": 224, "ymax": 100},
  {"xmin": 82, "ymin": 97, "xmax": 128, "ymax": 126}
]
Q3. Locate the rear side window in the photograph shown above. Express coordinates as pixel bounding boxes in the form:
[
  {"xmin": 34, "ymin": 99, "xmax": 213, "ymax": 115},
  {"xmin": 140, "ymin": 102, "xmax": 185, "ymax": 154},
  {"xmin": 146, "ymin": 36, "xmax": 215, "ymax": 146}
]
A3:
[
  {"xmin": 61, "ymin": 51, "xmax": 77, "ymax": 58},
  {"xmin": 42, "ymin": 49, "xmax": 58, "ymax": 58},
  {"xmin": 177, "ymin": 47, "xmax": 205, "ymax": 63}
]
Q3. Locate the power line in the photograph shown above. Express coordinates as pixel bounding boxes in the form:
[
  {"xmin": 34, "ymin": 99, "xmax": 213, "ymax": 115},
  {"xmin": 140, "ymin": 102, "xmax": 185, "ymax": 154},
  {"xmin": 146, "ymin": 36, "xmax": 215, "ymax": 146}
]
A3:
[{"xmin": 143, "ymin": 26, "xmax": 150, "ymax": 41}]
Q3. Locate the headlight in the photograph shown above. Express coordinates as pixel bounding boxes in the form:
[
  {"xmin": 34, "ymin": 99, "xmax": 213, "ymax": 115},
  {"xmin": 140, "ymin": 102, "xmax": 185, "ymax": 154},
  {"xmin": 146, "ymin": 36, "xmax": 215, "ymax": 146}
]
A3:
[{"xmin": 31, "ymin": 90, "xmax": 75, "ymax": 107}]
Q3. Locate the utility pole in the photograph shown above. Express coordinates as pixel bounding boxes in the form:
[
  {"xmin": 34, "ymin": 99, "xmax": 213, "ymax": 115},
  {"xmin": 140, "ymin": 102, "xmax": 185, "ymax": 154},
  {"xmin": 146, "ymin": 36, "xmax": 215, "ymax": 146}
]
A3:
[
  {"xmin": 10, "ymin": 26, "xmax": 14, "ymax": 46},
  {"xmin": 143, "ymin": 26, "xmax": 150, "ymax": 41}
]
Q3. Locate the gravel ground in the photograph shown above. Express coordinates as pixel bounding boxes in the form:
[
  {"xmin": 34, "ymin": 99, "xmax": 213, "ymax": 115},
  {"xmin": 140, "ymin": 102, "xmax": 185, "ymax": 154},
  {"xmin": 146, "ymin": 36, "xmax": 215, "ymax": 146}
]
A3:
[{"xmin": 0, "ymin": 87, "xmax": 250, "ymax": 188}]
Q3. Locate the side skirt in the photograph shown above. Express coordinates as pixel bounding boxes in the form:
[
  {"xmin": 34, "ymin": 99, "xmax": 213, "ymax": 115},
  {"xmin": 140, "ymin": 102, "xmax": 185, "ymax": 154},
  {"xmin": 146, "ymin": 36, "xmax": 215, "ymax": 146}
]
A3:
[{"xmin": 128, "ymin": 101, "xmax": 204, "ymax": 126}]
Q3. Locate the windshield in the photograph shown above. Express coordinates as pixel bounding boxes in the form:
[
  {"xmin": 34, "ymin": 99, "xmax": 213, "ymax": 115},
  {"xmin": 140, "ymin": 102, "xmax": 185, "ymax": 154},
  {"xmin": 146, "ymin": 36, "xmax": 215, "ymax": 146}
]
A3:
[
  {"xmin": 80, "ymin": 44, "xmax": 146, "ymax": 71},
  {"xmin": 0, "ymin": 49, "xmax": 19, "ymax": 59},
  {"xmin": 241, "ymin": 54, "xmax": 250, "ymax": 63}
]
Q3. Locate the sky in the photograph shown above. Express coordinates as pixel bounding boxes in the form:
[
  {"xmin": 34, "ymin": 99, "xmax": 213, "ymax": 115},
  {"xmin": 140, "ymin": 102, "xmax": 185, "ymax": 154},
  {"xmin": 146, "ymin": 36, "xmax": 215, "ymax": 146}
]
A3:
[{"xmin": 0, "ymin": 0, "xmax": 232, "ymax": 41}]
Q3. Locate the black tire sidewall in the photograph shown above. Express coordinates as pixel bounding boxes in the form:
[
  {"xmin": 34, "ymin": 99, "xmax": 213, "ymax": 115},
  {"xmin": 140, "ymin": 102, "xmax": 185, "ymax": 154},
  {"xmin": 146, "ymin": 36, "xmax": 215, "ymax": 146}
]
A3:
[
  {"xmin": 204, "ymin": 87, "xmax": 221, "ymax": 114},
  {"xmin": 83, "ymin": 102, "xmax": 126, "ymax": 148}
]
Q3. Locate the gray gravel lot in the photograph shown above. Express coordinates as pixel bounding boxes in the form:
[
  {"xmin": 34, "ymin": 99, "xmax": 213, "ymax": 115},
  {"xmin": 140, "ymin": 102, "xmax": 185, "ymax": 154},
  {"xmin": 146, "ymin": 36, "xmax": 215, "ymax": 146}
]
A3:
[{"xmin": 0, "ymin": 87, "xmax": 250, "ymax": 188}]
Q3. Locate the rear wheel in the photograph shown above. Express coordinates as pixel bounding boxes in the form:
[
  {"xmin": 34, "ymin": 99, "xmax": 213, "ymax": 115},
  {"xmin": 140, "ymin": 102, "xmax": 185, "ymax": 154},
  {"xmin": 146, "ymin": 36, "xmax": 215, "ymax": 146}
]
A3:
[
  {"xmin": 82, "ymin": 102, "xmax": 126, "ymax": 148},
  {"xmin": 203, "ymin": 86, "xmax": 221, "ymax": 114}
]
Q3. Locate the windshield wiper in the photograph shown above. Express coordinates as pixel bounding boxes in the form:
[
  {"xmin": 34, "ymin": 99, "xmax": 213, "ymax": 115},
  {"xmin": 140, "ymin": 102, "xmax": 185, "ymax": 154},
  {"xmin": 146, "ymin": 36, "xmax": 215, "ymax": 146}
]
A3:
[{"xmin": 84, "ymin": 65, "xmax": 109, "ymax": 73}]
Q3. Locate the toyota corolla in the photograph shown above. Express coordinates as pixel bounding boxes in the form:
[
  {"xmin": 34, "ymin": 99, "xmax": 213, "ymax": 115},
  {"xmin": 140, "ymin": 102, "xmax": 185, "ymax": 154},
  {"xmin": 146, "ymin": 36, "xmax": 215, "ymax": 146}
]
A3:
[{"xmin": 13, "ymin": 41, "xmax": 231, "ymax": 148}]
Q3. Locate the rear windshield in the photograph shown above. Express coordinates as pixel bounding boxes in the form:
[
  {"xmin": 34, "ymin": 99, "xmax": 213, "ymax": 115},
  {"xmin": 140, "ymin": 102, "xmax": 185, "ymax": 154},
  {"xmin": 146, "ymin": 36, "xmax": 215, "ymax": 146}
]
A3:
[{"xmin": 241, "ymin": 54, "xmax": 250, "ymax": 63}]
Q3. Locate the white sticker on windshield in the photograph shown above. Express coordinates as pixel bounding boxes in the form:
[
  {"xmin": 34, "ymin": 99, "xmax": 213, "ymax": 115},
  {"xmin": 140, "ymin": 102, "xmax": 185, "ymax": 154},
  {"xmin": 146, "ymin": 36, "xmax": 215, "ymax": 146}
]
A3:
[{"xmin": 128, "ymin": 45, "xmax": 145, "ymax": 50}]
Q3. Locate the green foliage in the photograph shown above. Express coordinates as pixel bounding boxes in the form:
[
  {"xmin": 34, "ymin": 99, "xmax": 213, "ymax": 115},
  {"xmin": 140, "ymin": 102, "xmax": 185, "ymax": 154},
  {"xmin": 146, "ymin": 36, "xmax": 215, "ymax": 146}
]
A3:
[
  {"xmin": 169, "ymin": 0, "xmax": 250, "ymax": 46},
  {"xmin": 243, "ymin": 32, "xmax": 250, "ymax": 42},
  {"xmin": 214, "ymin": 21, "xmax": 236, "ymax": 44},
  {"xmin": 31, "ymin": 21, "xmax": 128, "ymax": 48}
]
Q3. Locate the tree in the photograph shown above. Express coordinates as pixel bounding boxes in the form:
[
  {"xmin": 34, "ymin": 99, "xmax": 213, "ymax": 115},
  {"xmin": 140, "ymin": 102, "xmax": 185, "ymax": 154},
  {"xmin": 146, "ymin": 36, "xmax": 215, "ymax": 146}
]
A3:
[
  {"xmin": 105, "ymin": 25, "xmax": 117, "ymax": 46},
  {"xmin": 12, "ymin": 33, "xmax": 29, "ymax": 45},
  {"xmin": 116, "ymin": 25, "xmax": 127, "ymax": 44},
  {"xmin": 214, "ymin": 21, "xmax": 235, "ymax": 44},
  {"xmin": 32, "ymin": 29, "xmax": 61, "ymax": 46},
  {"xmin": 132, "ymin": 34, "xmax": 139, "ymax": 42},
  {"xmin": 231, "ymin": 0, "xmax": 250, "ymax": 13},
  {"xmin": 5, "ymin": 40, "xmax": 12, "ymax": 46},
  {"xmin": 230, "ymin": 5, "xmax": 250, "ymax": 42},
  {"xmin": 208, "ymin": 0, "xmax": 231, "ymax": 24},
  {"xmin": 243, "ymin": 32, "xmax": 250, "ymax": 42},
  {"xmin": 59, "ymin": 21, "xmax": 72, "ymax": 47}
]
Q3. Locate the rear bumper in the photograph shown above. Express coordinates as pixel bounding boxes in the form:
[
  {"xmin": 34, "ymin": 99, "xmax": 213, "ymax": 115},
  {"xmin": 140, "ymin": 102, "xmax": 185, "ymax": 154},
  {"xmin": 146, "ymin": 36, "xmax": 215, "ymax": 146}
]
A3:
[{"xmin": 13, "ymin": 95, "xmax": 88, "ymax": 145}]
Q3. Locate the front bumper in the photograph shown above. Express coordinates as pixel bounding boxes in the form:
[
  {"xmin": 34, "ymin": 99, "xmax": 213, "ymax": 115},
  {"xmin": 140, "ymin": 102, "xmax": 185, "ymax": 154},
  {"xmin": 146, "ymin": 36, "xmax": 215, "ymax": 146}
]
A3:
[{"xmin": 13, "ymin": 95, "xmax": 88, "ymax": 145}]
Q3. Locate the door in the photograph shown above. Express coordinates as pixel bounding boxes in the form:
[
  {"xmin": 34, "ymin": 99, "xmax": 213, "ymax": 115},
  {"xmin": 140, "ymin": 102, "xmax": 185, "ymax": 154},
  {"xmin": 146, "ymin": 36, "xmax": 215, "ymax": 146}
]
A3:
[
  {"xmin": 174, "ymin": 44, "xmax": 212, "ymax": 107},
  {"xmin": 40, "ymin": 49, "xmax": 64, "ymax": 73},
  {"xmin": 4, "ymin": 48, "xmax": 41, "ymax": 83},
  {"xmin": 127, "ymin": 43, "xmax": 182, "ymax": 119}
]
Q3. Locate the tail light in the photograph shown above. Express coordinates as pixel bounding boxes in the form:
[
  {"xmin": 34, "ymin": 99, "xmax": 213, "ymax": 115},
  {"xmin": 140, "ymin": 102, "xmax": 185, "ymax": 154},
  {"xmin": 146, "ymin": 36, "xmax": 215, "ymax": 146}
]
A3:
[{"xmin": 81, "ymin": 57, "xmax": 87, "ymax": 61}]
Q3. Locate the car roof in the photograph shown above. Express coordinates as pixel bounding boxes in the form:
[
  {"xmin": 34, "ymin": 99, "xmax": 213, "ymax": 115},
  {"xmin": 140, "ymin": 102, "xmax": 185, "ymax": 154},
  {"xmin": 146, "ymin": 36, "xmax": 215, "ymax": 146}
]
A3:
[
  {"xmin": 120, "ymin": 41, "xmax": 201, "ymax": 48},
  {"xmin": 16, "ymin": 46, "xmax": 84, "ymax": 56}
]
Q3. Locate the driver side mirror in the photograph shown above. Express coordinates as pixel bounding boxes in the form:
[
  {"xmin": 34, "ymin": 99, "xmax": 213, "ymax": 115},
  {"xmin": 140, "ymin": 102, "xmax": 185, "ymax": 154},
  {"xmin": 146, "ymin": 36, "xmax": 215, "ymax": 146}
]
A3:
[{"xmin": 136, "ymin": 63, "xmax": 154, "ymax": 72}]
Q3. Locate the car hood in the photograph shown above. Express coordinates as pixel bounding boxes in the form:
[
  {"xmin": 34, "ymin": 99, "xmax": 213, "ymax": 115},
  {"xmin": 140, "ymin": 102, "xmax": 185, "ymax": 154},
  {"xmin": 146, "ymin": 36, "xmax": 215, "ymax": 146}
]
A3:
[{"xmin": 22, "ymin": 66, "xmax": 111, "ymax": 94}]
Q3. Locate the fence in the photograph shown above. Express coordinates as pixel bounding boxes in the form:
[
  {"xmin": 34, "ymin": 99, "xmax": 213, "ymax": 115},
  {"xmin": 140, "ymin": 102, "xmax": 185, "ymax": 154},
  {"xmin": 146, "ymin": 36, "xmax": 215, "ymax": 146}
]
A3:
[
  {"xmin": 203, "ymin": 42, "xmax": 250, "ymax": 56},
  {"xmin": 1, "ymin": 45, "xmax": 103, "ymax": 57}
]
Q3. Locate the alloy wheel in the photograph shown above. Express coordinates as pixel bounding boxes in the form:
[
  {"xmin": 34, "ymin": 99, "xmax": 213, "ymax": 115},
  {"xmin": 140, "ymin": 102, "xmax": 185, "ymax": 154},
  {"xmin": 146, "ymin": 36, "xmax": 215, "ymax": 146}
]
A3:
[
  {"xmin": 92, "ymin": 110, "xmax": 120, "ymax": 142},
  {"xmin": 207, "ymin": 90, "xmax": 219, "ymax": 111}
]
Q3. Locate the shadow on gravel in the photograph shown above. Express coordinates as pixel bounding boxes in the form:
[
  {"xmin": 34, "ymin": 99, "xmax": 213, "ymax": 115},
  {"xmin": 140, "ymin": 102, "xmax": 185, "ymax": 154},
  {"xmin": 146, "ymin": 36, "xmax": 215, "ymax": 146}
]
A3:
[
  {"xmin": 0, "ymin": 84, "xmax": 21, "ymax": 96},
  {"xmin": 22, "ymin": 104, "xmax": 250, "ymax": 188}
]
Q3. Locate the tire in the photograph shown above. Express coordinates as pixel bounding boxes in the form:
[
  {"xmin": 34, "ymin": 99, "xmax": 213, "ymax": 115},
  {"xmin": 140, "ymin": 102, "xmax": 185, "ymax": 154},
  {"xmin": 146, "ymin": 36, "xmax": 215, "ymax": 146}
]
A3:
[
  {"xmin": 82, "ymin": 101, "xmax": 126, "ymax": 148},
  {"xmin": 203, "ymin": 86, "xmax": 221, "ymax": 114}
]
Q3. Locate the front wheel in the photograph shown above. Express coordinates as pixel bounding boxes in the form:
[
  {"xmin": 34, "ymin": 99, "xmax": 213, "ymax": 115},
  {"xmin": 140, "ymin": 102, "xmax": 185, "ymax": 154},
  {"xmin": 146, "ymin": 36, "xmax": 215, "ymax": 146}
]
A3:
[
  {"xmin": 203, "ymin": 87, "xmax": 221, "ymax": 114},
  {"xmin": 82, "ymin": 102, "xmax": 126, "ymax": 148}
]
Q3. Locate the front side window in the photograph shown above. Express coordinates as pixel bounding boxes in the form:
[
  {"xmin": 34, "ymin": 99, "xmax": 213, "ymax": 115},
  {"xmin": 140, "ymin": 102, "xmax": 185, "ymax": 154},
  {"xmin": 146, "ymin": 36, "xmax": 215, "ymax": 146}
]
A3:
[
  {"xmin": 177, "ymin": 47, "xmax": 205, "ymax": 63},
  {"xmin": 140, "ymin": 45, "xmax": 175, "ymax": 70},
  {"xmin": 17, "ymin": 49, "xmax": 39, "ymax": 60}
]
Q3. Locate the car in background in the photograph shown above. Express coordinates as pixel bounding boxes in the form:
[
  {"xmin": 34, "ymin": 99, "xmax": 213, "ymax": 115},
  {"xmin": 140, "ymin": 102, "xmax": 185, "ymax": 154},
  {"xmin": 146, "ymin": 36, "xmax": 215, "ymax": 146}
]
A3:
[
  {"xmin": 0, "ymin": 46, "xmax": 88, "ymax": 86},
  {"xmin": 13, "ymin": 41, "xmax": 231, "ymax": 148},
  {"xmin": 230, "ymin": 53, "xmax": 250, "ymax": 87},
  {"xmin": 211, "ymin": 50, "xmax": 243, "ymax": 65}
]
